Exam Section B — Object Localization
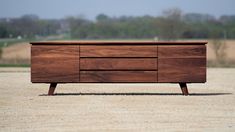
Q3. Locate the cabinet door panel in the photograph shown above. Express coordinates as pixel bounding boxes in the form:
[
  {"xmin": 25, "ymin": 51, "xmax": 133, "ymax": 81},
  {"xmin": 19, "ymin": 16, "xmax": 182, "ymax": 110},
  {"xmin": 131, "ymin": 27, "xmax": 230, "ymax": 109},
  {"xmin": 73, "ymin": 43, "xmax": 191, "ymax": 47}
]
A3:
[
  {"xmin": 31, "ymin": 45, "xmax": 79, "ymax": 83},
  {"xmin": 158, "ymin": 58, "xmax": 206, "ymax": 82},
  {"xmin": 158, "ymin": 45, "xmax": 206, "ymax": 83}
]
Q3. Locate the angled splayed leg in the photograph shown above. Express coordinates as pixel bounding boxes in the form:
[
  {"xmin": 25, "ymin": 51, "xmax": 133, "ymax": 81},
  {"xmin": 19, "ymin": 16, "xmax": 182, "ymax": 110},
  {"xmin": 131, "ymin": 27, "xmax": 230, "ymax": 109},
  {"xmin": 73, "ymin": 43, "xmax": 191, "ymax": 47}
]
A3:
[
  {"xmin": 48, "ymin": 83, "xmax": 57, "ymax": 95},
  {"xmin": 179, "ymin": 83, "xmax": 189, "ymax": 96}
]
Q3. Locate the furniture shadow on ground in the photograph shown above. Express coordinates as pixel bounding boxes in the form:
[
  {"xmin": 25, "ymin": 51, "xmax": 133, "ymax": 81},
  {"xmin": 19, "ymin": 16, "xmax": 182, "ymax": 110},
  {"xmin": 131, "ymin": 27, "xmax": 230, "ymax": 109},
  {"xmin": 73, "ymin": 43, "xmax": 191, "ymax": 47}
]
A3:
[{"xmin": 39, "ymin": 92, "xmax": 232, "ymax": 96}]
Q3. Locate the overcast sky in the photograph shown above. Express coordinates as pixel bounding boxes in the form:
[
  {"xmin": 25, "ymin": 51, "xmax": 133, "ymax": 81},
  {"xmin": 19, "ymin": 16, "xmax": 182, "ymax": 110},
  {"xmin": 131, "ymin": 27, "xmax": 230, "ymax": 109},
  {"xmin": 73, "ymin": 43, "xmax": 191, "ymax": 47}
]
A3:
[{"xmin": 1, "ymin": 0, "xmax": 235, "ymax": 20}]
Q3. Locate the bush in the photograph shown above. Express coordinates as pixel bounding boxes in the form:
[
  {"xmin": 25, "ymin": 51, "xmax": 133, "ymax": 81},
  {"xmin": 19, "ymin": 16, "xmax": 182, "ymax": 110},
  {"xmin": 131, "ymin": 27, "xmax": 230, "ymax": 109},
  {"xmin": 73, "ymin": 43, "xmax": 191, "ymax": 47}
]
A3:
[{"xmin": 0, "ymin": 48, "xmax": 2, "ymax": 59}]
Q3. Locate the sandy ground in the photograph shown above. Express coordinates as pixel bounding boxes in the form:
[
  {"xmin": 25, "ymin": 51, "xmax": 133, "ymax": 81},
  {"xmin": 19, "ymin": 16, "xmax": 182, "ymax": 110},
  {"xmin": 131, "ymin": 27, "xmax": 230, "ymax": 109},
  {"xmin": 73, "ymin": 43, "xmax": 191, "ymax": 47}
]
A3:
[{"xmin": 0, "ymin": 68, "xmax": 235, "ymax": 131}]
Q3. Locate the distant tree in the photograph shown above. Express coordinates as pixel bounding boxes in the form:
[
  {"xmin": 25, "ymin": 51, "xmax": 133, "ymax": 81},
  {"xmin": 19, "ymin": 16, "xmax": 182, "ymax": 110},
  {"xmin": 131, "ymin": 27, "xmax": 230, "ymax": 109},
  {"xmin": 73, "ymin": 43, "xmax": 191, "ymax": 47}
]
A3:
[
  {"xmin": 220, "ymin": 15, "xmax": 235, "ymax": 38},
  {"xmin": 219, "ymin": 15, "xmax": 235, "ymax": 24},
  {"xmin": 0, "ymin": 26, "xmax": 8, "ymax": 38},
  {"xmin": 210, "ymin": 29, "xmax": 227, "ymax": 65},
  {"xmin": 183, "ymin": 13, "xmax": 215, "ymax": 23},
  {"xmin": 96, "ymin": 14, "xmax": 109, "ymax": 22},
  {"xmin": 157, "ymin": 8, "xmax": 184, "ymax": 40},
  {"xmin": 66, "ymin": 16, "xmax": 94, "ymax": 38},
  {"xmin": 0, "ymin": 12, "xmax": 235, "ymax": 40},
  {"xmin": 0, "ymin": 14, "xmax": 61, "ymax": 39},
  {"xmin": 0, "ymin": 48, "xmax": 2, "ymax": 59}
]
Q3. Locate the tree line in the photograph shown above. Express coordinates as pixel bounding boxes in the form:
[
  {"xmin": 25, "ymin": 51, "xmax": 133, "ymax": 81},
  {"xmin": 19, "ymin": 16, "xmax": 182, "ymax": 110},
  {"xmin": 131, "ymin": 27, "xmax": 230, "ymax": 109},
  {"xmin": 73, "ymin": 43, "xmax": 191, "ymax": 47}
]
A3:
[{"xmin": 0, "ymin": 9, "xmax": 235, "ymax": 40}]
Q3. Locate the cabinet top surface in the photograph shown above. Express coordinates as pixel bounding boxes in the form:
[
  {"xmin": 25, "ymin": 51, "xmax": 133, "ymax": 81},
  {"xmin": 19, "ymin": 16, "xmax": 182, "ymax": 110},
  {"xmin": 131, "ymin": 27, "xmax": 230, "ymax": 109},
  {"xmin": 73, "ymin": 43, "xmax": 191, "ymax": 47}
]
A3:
[{"xmin": 30, "ymin": 40, "xmax": 207, "ymax": 45}]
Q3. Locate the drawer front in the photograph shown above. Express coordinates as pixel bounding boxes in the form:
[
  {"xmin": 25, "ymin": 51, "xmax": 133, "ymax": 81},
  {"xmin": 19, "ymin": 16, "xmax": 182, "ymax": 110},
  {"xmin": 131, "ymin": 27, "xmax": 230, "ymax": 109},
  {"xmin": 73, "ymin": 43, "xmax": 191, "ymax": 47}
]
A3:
[
  {"xmin": 80, "ymin": 58, "xmax": 157, "ymax": 70},
  {"xmin": 158, "ymin": 45, "xmax": 206, "ymax": 58},
  {"xmin": 31, "ymin": 45, "xmax": 79, "ymax": 83},
  {"xmin": 80, "ymin": 45, "xmax": 157, "ymax": 57},
  {"xmin": 80, "ymin": 71, "xmax": 157, "ymax": 82},
  {"xmin": 158, "ymin": 45, "xmax": 206, "ymax": 83}
]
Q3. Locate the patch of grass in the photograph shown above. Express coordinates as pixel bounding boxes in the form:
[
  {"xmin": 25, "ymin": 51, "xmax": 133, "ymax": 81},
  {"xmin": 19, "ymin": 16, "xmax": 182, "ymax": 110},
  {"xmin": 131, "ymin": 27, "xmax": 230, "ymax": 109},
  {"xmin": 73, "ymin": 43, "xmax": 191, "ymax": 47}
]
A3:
[
  {"xmin": 207, "ymin": 60, "xmax": 235, "ymax": 68},
  {"xmin": 0, "ymin": 39, "xmax": 27, "ymax": 48},
  {"xmin": 0, "ymin": 36, "xmax": 64, "ymax": 48},
  {"xmin": 0, "ymin": 64, "xmax": 30, "ymax": 67},
  {"xmin": 0, "ymin": 59, "xmax": 30, "ymax": 67}
]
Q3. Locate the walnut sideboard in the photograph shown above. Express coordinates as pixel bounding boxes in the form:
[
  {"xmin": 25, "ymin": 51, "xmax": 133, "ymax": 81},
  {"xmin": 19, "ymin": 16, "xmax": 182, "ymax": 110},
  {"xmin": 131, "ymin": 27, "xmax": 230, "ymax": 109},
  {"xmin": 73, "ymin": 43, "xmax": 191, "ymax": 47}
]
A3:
[{"xmin": 30, "ymin": 41, "xmax": 207, "ymax": 96}]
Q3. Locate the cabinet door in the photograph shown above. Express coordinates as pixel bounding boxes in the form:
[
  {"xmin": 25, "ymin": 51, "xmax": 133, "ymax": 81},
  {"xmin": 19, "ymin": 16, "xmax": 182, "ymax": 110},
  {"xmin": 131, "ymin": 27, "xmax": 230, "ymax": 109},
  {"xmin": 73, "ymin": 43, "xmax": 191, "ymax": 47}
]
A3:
[
  {"xmin": 31, "ymin": 45, "xmax": 79, "ymax": 83},
  {"xmin": 158, "ymin": 45, "xmax": 206, "ymax": 83}
]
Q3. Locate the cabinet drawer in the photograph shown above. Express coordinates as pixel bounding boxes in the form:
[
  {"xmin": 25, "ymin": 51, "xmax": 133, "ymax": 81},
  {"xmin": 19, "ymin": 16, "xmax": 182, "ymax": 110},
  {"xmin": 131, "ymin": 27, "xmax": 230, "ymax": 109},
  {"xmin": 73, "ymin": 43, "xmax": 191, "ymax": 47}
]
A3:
[
  {"xmin": 158, "ymin": 45, "xmax": 206, "ymax": 58},
  {"xmin": 80, "ymin": 58, "xmax": 157, "ymax": 70},
  {"xmin": 80, "ymin": 71, "xmax": 157, "ymax": 82},
  {"xmin": 80, "ymin": 45, "xmax": 157, "ymax": 57}
]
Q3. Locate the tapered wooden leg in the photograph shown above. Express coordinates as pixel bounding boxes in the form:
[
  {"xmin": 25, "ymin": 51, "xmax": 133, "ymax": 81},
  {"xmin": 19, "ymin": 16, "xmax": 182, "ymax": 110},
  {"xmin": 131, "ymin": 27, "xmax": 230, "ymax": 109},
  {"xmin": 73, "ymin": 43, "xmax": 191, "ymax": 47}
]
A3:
[
  {"xmin": 48, "ymin": 83, "xmax": 57, "ymax": 95},
  {"xmin": 179, "ymin": 83, "xmax": 189, "ymax": 96}
]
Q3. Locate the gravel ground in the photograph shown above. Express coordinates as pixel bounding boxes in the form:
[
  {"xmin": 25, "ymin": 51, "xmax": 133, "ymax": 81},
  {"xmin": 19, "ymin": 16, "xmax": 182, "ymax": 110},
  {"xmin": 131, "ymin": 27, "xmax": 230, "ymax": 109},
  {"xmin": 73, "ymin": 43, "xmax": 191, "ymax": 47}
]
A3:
[{"xmin": 0, "ymin": 68, "xmax": 235, "ymax": 131}]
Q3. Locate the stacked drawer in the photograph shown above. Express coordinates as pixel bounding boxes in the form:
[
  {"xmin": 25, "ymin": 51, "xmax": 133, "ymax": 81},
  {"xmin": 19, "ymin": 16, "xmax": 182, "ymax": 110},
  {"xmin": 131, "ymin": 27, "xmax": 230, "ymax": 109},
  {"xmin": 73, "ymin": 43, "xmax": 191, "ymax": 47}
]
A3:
[{"xmin": 79, "ymin": 45, "xmax": 158, "ymax": 82}]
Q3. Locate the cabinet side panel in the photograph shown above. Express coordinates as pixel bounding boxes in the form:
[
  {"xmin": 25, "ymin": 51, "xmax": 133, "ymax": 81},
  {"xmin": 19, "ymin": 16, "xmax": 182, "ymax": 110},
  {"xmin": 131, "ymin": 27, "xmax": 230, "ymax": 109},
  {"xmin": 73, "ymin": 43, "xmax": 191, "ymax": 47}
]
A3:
[{"xmin": 31, "ymin": 45, "xmax": 79, "ymax": 83}]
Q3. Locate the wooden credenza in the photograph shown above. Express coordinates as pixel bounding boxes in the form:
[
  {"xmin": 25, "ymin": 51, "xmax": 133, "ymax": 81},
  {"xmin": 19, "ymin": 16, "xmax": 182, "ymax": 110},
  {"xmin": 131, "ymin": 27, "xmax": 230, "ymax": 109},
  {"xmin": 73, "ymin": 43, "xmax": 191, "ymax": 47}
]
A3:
[{"xmin": 30, "ymin": 41, "xmax": 207, "ymax": 95}]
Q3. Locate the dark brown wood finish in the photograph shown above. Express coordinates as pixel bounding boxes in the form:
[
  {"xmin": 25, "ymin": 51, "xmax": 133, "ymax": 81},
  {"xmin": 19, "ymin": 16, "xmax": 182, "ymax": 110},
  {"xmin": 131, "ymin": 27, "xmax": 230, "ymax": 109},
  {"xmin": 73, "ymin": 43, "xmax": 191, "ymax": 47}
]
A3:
[
  {"xmin": 179, "ymin": 83, "xmax": 189, "ymax": 96},
  {"xmin": 30, "ymin": 41, "xmax": 207, "ymax": 96},
  {"xmin": 80, "ymin": 71, "xmax": 157, "ymax": 82},
  {"xmin": 80, "ymin": 58, "xmax": 157, "ymax": 70},
  {"xmin": 31, "ymin": 45, "xmax": 80, "ymax": 83},
  {"xmin": 158, "ymin": 45, "xmax": 206, "ymax": 83},
  {"xmin": 48, "ymin": 83, "xmax": 57, "ymax": 95},
  {"xmin": 158, "ymin": 58, "xmax": 206, "ymax": 82},
  {"xmin": 80, "ymin": 45, "xmax": 157, "ymax": 57},
  {"xmin": 158, "ymin": 45, "xmax": 206, "ymax": 58},
  {"xmin": 30, "ymin": 41, "xmax": 207, "ymax": 45}
]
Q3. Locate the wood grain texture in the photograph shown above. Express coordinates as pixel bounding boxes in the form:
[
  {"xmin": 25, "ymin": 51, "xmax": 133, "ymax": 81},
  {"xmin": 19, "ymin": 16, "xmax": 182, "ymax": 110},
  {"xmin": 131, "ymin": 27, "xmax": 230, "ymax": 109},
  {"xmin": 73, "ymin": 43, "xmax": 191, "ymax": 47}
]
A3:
[
  {"xmin": 179, "ymin": 83, "xmax": 189, "ymax": 96},
  {"xmin": 30, "ymin": 42, "xmax": 207, "ymax": 84},
  {"xmin": 30, "ymin": 41, "xmax": 207, "ymax": 45},
  {"xmin": 31, "ymin": 45, "xmax": 79, "ymax": 83},
  {"xmin": 158, "ymin": 45, "xmax": 206, "ymax": 82},
  {"xmin": 80, "ymin": 46, "xmax": 157, "ymax": 57},
  {"xmin": 80, "ymin": 71, "xmax": 157, "ymax": 82},
  {"xmin": 158, "ymin": 45, "xmax": 206, "ymax": 58},
  {"xmin": 80, "ymin": 58, "xmax": 157, "ymax": 70},
  {"xmin": 158, "ymin": 58, "xmax": 206, "ymax": 82},
  {"xmin": 48, "ymin": 83, "xmax": 57, "ymax": 95}
]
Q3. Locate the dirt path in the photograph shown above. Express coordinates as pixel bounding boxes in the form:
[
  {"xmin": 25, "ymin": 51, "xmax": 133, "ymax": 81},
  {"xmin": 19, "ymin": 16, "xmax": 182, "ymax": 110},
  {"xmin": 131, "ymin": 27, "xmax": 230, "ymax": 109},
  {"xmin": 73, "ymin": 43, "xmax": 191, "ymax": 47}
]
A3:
[{"xmin": 0, "ymin": 68, "xmax": 235, "ymax": 131}]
